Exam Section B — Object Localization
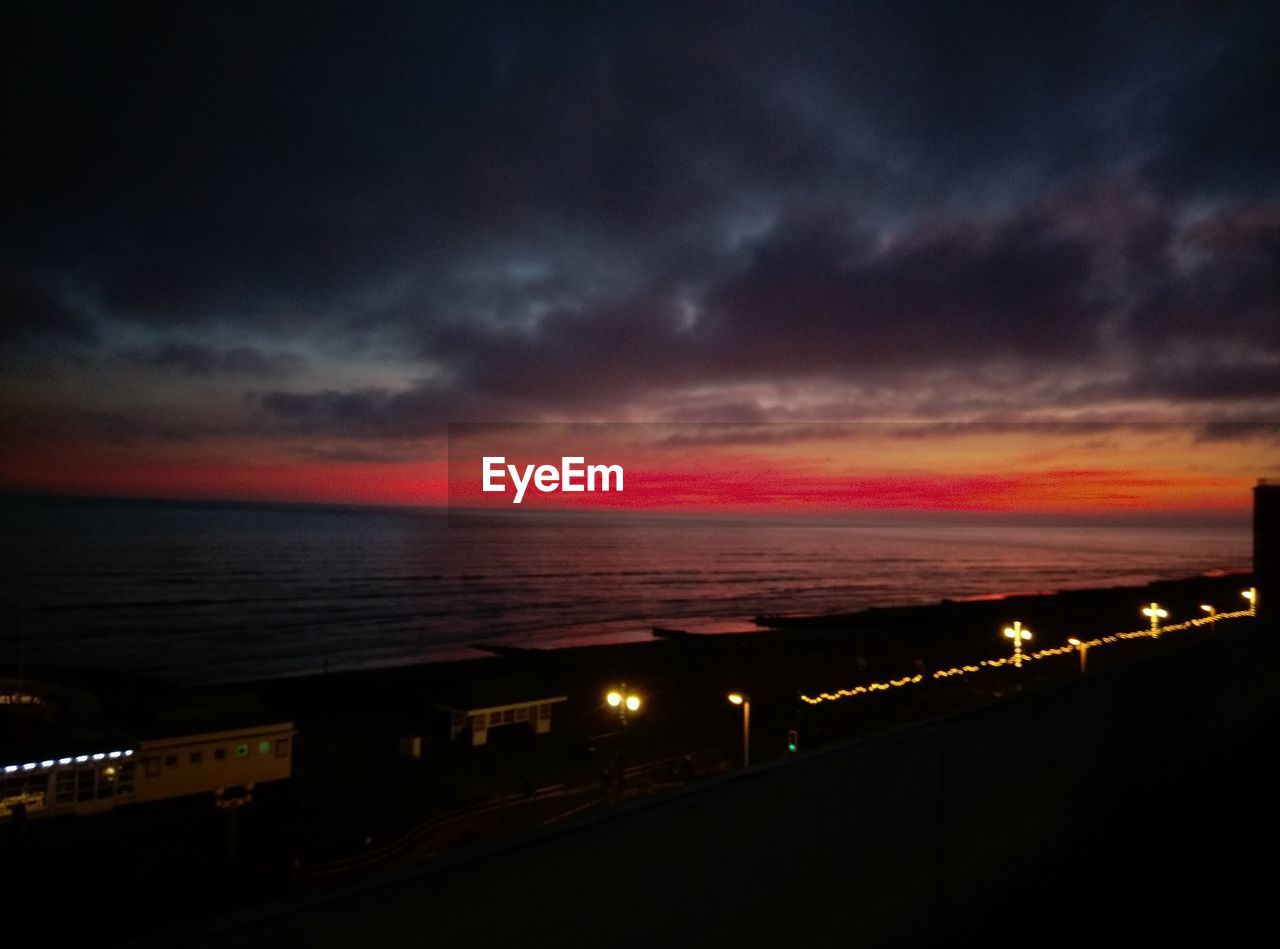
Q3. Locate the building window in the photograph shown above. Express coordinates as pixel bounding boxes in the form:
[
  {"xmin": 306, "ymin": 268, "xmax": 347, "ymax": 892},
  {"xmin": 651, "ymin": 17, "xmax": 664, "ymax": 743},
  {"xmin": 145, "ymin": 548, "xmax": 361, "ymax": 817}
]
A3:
[
  {"xmin": 275, "ymin": 738, "xmax": 290, "ymax": 759},
  {"xmin": 97, "ymin": 766, "xmax": 117, "ymax": 799},
  {"xmin": 490, "ymin": 712, "xmax": 503, "ymax": 727},
  {"xmin": 539, "ymin": 704, "xmax": 552, "ymax": 720},
  {"xmin": 470, "ymin": 715, "xmax": 486, "ymax": 732},
  {"xmin": 214, "ymin": 748, "xmax": 226, "ymax": 760},
  {"xmin": 515, "ymin": 706, "xmax": 529, "ymax": 722},
  {"xmin": 258, "ymin": 740, "xmax": 271, "ymax": 755},
  {"xmin": 164, "ymin": 754, "xmax": 178, "ymax": 767},
  {"xmin": 235, "ymin": 744, "xmax": 249, "ymax": 758},
  {"xmin": 55, "ymin": 771, "xmax": 76, "ymax": 805},
  {"xmin": 190, "ymin": 751, "xmax": 203, "ymax": 765}
]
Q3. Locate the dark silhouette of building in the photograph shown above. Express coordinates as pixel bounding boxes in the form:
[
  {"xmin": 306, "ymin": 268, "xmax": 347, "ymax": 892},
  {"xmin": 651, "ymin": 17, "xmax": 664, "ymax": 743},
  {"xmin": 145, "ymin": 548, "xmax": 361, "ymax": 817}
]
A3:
[{"xmin": 1256, "ymin": 479, "xmax": 1279, "ymax": 621}]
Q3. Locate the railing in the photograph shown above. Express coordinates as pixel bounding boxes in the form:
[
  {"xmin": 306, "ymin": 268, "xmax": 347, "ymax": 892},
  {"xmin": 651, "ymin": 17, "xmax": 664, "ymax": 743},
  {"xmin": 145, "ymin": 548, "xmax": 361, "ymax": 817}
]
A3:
[{"xmin": 799, "ymin": 607, "xmax": 1255, "ymax": 705}]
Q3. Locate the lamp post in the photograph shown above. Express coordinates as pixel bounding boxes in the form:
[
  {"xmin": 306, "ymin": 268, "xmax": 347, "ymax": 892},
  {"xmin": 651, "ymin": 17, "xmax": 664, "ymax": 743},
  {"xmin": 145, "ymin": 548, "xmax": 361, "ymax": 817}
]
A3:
[
  {"xmin": 1142, "ymin": 602, "xmax": 1168, "ymax": 637},
  {"xmin": 1242, "ymin": 587, "xmax": 1257, "ymax": 616},
  {"xmin": 1067, "ymin": 637, "xmax": 1088, "ymax": 674},
  {"xmin": 1003, "ymin": 621, "xmax": 1032, "ymax": 668},
  {"xmin": 1200, "ymin": 604, "xmax": 1217, "ymax": 633},
  {"xmin": 606, "ymin": 686, "xmax": 642, "ymax": 794},
  {"xmin": 214, "ymin": 786, "xmax": 254, "ymax": 865},
  {"xmin": 727, "ymin": 693, "xmax": 750, "ymax": 768}
]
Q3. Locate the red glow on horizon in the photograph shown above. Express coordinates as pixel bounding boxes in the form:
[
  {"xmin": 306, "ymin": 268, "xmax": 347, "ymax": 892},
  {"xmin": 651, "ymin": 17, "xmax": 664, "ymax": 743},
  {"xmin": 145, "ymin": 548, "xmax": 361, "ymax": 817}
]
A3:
[
  {"xmin": 446, "ymin": 463, "xmax": 1249, "ymax": 515},
  {"xmin": 0, "ymin": 430, "xmax": 1258, "ymax": 519},
  {"xmin": 1, "ymin": 455, "xmax": 449, "ymax": 507}
]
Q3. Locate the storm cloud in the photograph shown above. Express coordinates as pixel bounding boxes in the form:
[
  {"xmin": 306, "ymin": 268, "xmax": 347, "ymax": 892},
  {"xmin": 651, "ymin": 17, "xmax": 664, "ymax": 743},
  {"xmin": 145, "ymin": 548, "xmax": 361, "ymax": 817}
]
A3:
[{"xmin": 3, "ymin": 0, "xmax": 1279, "ymax": 467}]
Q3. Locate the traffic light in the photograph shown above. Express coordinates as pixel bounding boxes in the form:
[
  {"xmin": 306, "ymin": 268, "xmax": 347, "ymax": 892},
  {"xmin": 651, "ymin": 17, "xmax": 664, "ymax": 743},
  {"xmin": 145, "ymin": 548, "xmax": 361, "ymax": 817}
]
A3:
[{"xmin": 786, "ymin": 729, "xmax": 798, "ymax": 753}]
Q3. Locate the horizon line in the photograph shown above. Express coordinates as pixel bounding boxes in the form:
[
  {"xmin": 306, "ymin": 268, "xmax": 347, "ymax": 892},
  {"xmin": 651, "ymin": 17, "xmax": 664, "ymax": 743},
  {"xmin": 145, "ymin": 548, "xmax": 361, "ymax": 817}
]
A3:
[{"xmin": 0, "ymin": 488, "xmax": 1254, "ymax": 528}]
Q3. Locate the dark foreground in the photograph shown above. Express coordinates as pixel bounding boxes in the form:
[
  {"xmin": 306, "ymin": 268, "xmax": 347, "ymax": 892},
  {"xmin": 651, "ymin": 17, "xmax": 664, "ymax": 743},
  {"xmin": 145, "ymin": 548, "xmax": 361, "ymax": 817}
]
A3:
[
  {"xmin": 157, "ymin": 597, "xmax": 1277, "ymax": 948},
  {"xmin": 1, "ymin": 572, "xmax": 1267, "ymax": 945}
]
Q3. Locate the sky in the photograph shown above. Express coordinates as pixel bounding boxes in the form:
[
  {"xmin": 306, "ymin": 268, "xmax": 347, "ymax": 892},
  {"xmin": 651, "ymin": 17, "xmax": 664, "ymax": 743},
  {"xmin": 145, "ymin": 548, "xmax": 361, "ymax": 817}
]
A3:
[{"xmin": 2, "ymin": 1, "xmax": 1278, "ymax": 515}]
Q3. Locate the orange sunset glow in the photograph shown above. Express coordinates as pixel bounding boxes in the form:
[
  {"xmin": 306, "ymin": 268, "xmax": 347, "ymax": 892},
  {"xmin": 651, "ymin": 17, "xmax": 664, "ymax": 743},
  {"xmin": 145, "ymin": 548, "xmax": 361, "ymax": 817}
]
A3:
[
  {"xmin": 0, "ymin": 419, "xmax": 1268, "ymax": 517},
  {"xmin": 443, "ymin": 423, "xmax": 1264, "ymax": 518}
]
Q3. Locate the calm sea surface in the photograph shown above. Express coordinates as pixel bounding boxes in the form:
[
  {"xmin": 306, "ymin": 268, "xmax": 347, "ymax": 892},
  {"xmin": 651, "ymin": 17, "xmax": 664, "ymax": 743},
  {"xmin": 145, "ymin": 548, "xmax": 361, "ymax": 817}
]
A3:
[{"xmin": 0, "ymin": 497, "xmax": 1252, "ymax": 684}]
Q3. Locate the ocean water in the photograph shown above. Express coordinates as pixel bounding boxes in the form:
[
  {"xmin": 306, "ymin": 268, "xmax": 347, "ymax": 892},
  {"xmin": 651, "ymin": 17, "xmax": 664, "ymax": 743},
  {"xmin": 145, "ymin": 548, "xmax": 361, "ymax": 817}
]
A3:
[{"xmin": 0, "ymin": 497, "xmax": 1252, "ymax": 684}]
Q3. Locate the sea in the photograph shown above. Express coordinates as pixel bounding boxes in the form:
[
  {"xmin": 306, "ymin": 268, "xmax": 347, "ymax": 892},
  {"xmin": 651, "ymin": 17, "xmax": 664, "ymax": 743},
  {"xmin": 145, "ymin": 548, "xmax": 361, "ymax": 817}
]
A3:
[{"xmin": 0, "ymin": 496, "xmax": 1252, "ymax": 684}]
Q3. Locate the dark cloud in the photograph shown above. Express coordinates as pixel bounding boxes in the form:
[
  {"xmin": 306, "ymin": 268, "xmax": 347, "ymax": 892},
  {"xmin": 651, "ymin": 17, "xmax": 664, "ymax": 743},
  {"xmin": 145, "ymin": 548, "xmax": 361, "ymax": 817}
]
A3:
[
  {"xmin": 249, "ymin": 382, "xmax": 451, "ymax": 439},
  {"xmin": 707, "ymin": 203, "xmax": 1105, "ymax": 371},
  {"xmin": 1194, "ymin": 420, "xmax": 1280, "ymax": 444},
  {"xmin": 1130, "ymin": 361, "xmax": 1280, "ymax": 404},
  {"xmin": 259, "ymin": 188, "xmax": 1280, "ymax": 428},
  {"xmin": 292, "ymin": 444, "xmax": 431, "ymax": 464},
  {"xmin": 662, "ymin": 402, "xmax": 773, "ymax": 425},
  {"xmin": 653, "ymin": 422, "xmax": 902, "ymax": 448},
  {"xmin": 648, "ymin": 419, "xmax": 1280, "ymax": 450},
  {"xmin": 0, "ymin": 405, "xmax": 228, "ymax": 445},
  {"xmin": 122, "ymin": 343, "xmax": 303, "ymax": 378},
  {"xmin": 3, "ymin": 1, "xmax": 1279, "ymax": 452},
  {"xmin": 1127, "ymin": 205, "xmax": 1280, "ymax": 352},
  {"xmin": 415, "ymin": 192, "xmax": 1141, "ymax": 406},
  {"xmin": 1142, "ymin": 8, "xmax": 1280, "ymax": 199},
  {"xmin": 0, "ymin": 270, "xmax": 96, "ymax": 347}
]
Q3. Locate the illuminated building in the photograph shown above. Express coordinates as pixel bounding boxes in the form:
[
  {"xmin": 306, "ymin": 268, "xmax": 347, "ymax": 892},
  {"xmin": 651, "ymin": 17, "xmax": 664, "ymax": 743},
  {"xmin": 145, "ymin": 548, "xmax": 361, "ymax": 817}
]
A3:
[
  {"xmin": 1, "ymin": 677, "xmax": 293, "ymax": 821},
  {"xmin": 436, "ymin": 678, "xmax": 567, "ymax": 746}
]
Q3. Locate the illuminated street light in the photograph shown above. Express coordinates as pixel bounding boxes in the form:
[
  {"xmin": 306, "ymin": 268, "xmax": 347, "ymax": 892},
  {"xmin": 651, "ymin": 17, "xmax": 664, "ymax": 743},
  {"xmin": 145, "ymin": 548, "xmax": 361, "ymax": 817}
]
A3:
[
  {"xmin": 605, "ymin": 686, "xmax": 642, "ymax": 719},
  {"xmin": 1242, "ymin": 587, "xmax": 1257, "ymax": 616},
  {"xmin": 1003, "ymin": 621, "xmax": 1032, "ymax": 668},
  {"xmin": 727, "ymin": 692, "xmax": 750, "ymax": 768},
  {"xmin": 1142, "ymin": 602, "xmax": 1168, "ymax": 636},
  {"xmin": 1200, "ymin": 604, "xmax": 1217, "ymax": 633},
  {"xmin": 605, "ymin": 685, "xmax": 643, "ymax": 794},
  {"xmin": 1067, "ymin": 637, "xmax": 1088, "ymax": 674}
]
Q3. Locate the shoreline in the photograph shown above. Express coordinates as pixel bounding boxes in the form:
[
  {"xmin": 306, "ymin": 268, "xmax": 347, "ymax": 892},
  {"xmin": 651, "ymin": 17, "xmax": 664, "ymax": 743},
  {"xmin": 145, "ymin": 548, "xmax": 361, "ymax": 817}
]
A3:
[
  {"xmin": 4, "ymin": 494, "xmax": 1253, "ymax": 686},
  {"xmin": 5, "ymin": 568, "xmax": 1253, "ymax": 699}
]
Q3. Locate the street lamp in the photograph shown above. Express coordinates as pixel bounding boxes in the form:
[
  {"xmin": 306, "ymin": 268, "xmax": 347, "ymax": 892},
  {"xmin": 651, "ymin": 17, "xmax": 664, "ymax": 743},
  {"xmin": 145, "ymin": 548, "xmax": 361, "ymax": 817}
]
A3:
[
  {"xmin": 1200, "ymin": 604, "xmax": 1217, "ymax": 633},
  {"xmin": 607, "ymin": 690, "xmax": 642, "ymax": 713},
  {"xmin": 214, "ymin": 786, "xmax": 254, "ymax": 865},
  {"xmin": 606, "ymin": 686, "xmax": 642, "ymax": 794},
  {"xmin": 1142, "ymin": 602, "xmax": 1168, "ymax": 636},
  {"xmin": 1242, "ymin": 587, "xmax": 1257, "ymax": 616},
  {"xmin": 1003, "ymin": 621, "xmax": 1032, "ymax": 668},
  {"xmin": 727, "ymin": 692, "xmax": 750, "ymax": 768},
  {"xmin": 1067, "ymin": 637, "xmax": 1088, "ymax": 674}
]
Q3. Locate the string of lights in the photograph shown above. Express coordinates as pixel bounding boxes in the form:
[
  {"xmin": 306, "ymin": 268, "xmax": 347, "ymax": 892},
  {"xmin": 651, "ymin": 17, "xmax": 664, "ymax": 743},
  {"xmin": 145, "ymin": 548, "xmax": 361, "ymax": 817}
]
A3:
[
  {"xmin": 799, "ymin": 603, "xmax": 1255, "ymax": 706},
  {"xmin": 1, "ymin": 748, "xmax": 135, "ymax": 775}
]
